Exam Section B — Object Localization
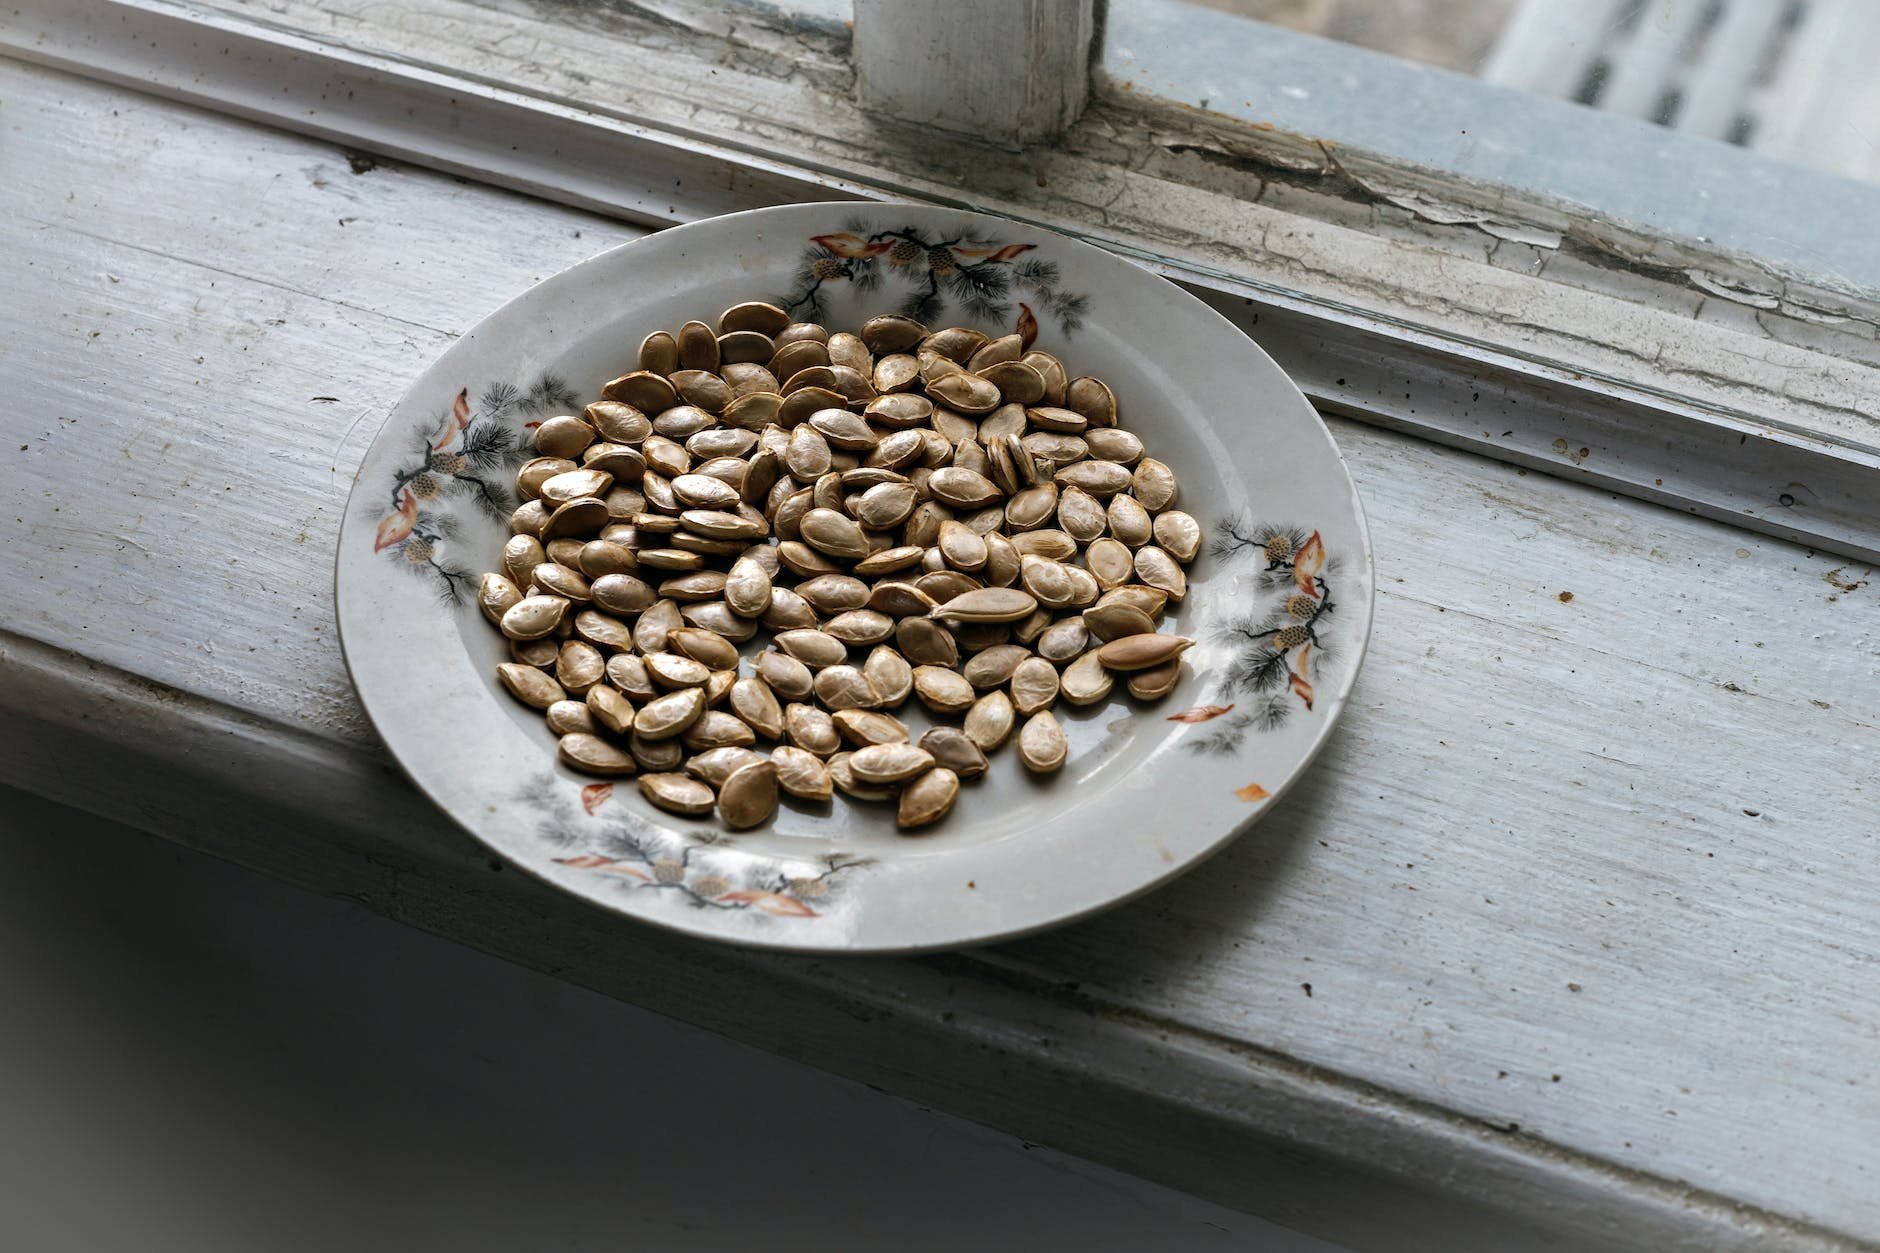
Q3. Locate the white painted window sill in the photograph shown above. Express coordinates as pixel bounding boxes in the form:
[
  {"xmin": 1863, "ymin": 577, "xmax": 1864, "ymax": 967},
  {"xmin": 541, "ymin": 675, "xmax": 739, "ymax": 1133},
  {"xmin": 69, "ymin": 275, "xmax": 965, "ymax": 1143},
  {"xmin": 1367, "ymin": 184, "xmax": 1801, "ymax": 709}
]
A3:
[{"xmin": 3, "ymin": 52, "xmax": 1876, "ymax": 1253}]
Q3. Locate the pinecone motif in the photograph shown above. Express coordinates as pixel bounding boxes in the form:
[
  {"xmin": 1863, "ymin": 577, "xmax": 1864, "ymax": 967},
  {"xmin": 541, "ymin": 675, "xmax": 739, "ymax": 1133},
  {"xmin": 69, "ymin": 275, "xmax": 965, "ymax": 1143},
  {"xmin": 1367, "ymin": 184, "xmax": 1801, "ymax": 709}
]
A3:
[
  {"xmin": 1272, "ymin": 625, "xmax": 1309, "ymax": 650},
  {"xmin": 1264, "ymin": 534, "xmax": 1294, "ymax": 562},
  {"xmin": 409, "ymin": 471, "xmax": 440, "ymax": 500},
  {"xmin": 651, "ymin": 858, "xmax": 686, "ymax": 885},
  {"xmin": 888, "ymin": 238, "xmax": 923, "ymax": 265},
  {"xmin": 1285, "ymin": 593, "xmax": 1317, "ymax": 620},
  {"xmin": 789, "ymin": 876, "xmax": 828, "ymax": 899},
  {"xmin": 403, "ymin": 537, "xmax": 435, "ymax": 564},
  {"xmin": 430, "ymin": 450, "xmax": 468, "ymax": 474},
  {"xmin": 926, "ymin": 245, "xmax": 957, "ymax": 276},
  {"xmin": 689, "ymin": 874, "xmax": 731, "ymax": 900},
  {"xmin": 811, "ymin": 256, "xmax": 846, "ymax": 280}
]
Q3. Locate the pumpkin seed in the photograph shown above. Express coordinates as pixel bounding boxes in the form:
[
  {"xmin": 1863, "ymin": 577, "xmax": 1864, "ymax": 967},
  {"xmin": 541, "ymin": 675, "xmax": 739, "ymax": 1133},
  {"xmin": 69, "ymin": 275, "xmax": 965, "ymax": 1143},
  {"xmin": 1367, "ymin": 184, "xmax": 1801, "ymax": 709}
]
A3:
[
  {"xmin": 1152, "ymin": 510, "xmax": 1201, "ymax": 561},
  {"xmin": 918, "ymin": 727, "xmax": 989, "ymax": 779},
  {"xmin": 681, "ymin": 601, "xmax": 758, "ymax": 641},
  {"xmin": 548, "ymin": 699, "xmax": 599, "ymax": 737},
  {"xmin": 720, "ymin": 300, "xmax": 791, "ymax": 337},
  {"xmin": 631, "ymin": 598, "xmax": 683, "ymax": 653},
  {"xmin": 754, "ymin": 650, "xmax": 814, "ymax": 700},
  {"xmin": 963, "ymin": 644, "xmax": 1032, "ymax": 689},
  {"xmin": 912, "ymin": 664, "xmax": 976, "ymax": 715},
  {"xmin": 1037, "ymin": 616, "xmax": 1089, "ymax": 663},
  {"xmin": 896, "ymin": 617, "xmax": 960, "ymax": 667},
  {"xmin": 897, "ymin": 767, "xmax": 960, "ymax": 829},
  {"xmin": 1053, "ymin": 460, "xmax": 1133, "ymax": 497},
  {"xmin": 646, "ymin": 651, "xmax": 711, "ymax": 689},
  {"xmin": 479, "ymin": 573, "xmax": 523, "ymax": 624},
  {"xmin": 1133, "ymin": 546, "xmax": 1188, "ymax": 600},
  {"xmin": 635, "ymin": 686, "xmax": 706, "ymax": 740},
  {"xmin": 930, "ymin": 586, "xmax": 1036, "ymax": 624},
  {"xmin": 1010, "ymin": 656, "xmax": 1061, "ymax": 716},
  {"xmin": 848, "ymin": 742, "xmax": 935, "ymax": 784},
  {"xmin": 1065, "ymin": 376, "xmax": 1117, "ymax": 427},
  {"xmin": 831, "ymin": 708, "xmax": 911, "ymax": 747},
  {"xmin": 723, "ymin": 556, "xmax": 773, "ymax": 617},
  {"xmin": 587, "ymin": 401, "xmax": 653, "ymax": 445},
  {"xmin": 533, "ymin": 415, "xmax": 596, "ymax": 459},
  {"xmin": 682, "ymin": 710, "xmax": 757, "ymax": 752},
  {"xmin": 1095, "ymin": 633, "xmax": 1194, "ymax": 671},
  {"xmin": 828, "ymin": 752, "xmax": 897, "ymax": 801},
  {"xmin": 774, "ymin": 629, "xmax": 848, "ymax": 668},
  {"xmin": 1085, "ymin": 538, "xmax": 1136, "ymax": 591},
  {"xmin": 1017, "ymin": 710, "xmax": 1068, "ymax": 773},
  {"xmin": 638, "ymin": 772, "xmax": 715, "ymax": 815},
  {"xmin": 1059, "ymin": 650, "xmax": 1113, "ymax": 705},
  {"xmin": 800, "ymin": 508, "xmax": 870, "ymax": 560},
  {"xmin": 784, "ymin": 702, "xmax": 842, "ymax": 757},
  {"xmin": 639, "ymin": 331, "xmax": 680, "ymax": 375},
  {"xmin": 1126, "ymin": 657, "xmax": 1184, "ymax": 701},
  {"xmin": 729, "ymin": 677, "xmax": 785, "ymax": 739},
  {"xmin": 963, "ymin": 690, "xmax": 1016, "ymax": 751},
  {"xmin": 813, "ymin": 664, "xmax": 882, "ymax": 710},
  {"xmin": 862, "ymin": 645, "xmax": 914, "ymax": 707},
  {"xmin": 501, "ymin": 595, "xmax": 569, "ymax": 641},
  {"xmin": 761, "ymin": 587, "xmax": 820, "ymax": 632},
  {"xmin": 685, "ymin": 745, "xmax": 768, "ymax": 787},
  {"xmin": 927, "ymin": 467, "xmax": 1002, "ymax": 508},
  {"xmin": 606, "ymin": 653, "xmax": 657, "ymax": 701},
  {"xmin": 1082, "ymin": 600, "xmax": 1157, "ymax": 643},
  {"xmin": 1027, "ymin": 405, "xmax": 1088, "ymax": 435},
  {"xmin": 559, "ymin": 732, "xmax": 639, "ymax": 777},
  {"xmin": 1008, "ymin": 529, "xmax": 1077, "ymax": 561},
  {"xmin": 771, "ymin": 745, "xmax": 834, "ymax": 800},
  {"xmin": 556, "ymin": 640, "xmax": 606, "ymax": 694},
  {"xmin": 856, "ymin": 547, "xmax": 927, "ymax": 580},
  {"xmin": 809, "ymin": 407, "xmax": 878, "ymax": 450},
  {"xmin": 630, "ymin": 731, "xmax": 686, "ymax": 772},
  {"xmin": 498, "ymin": 662, "xmax": 564, "ymax": 708},
  {"xmin": 824, "ymin": 609, "xmax": 895, "ymax": 646},
  {"xmin": 586, "ymin": 684, "xmax": 636, "ymax": 735},
  {"xmin": 862, "ymin": 314, "xmax": 927, "ymax": 354},
  {"xmin": 1084, "ymin": 428, "xmax": 1144, "ymax": 464},
  {"xmin": 543, "ymin": 497, "xmax": 610, "ymax": 540},
  {"xmin": 1132, "ymin": 457, "xmax": 1178, "ymax": 510}
]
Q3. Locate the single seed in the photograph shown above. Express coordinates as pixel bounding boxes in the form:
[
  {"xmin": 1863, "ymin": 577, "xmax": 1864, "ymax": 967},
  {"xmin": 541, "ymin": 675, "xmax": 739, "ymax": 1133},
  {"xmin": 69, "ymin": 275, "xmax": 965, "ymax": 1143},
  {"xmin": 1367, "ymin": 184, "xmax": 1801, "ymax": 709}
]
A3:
[
  {"xmin": 501, "ymin": 595, "xmax": 569, "ymax": 641},
  {"xmin": 772, "ymin": 745, "xmax": 834, "ymax": 801},
  {"xmin": 755, "ymin": 650, "xmax": 814, "ymax": 700},
  {"xmin": 831, "ymin": 709, "xmax": 911, "ymax": 747},
  {"xmin": 930, "ymin": 586, "xmax": 1037, "ymax": 623},
  {"xmin": 1060, "ymin": 651, "xmax": 1114, "ymax": 705},
  {"xmin": 898, "ymin": 767, "xmax": 961, "ymax": 829},
  {"xmin": 638, "ymin": 772, "xmax": 715, "ymax": 815},
  {"xmin": 1095, "ymin": 633, "xmax": 1194, "ymax": 671},
  {"xmin": 685, "ymin": 746, "xmax": 768, "ymax": 787},
  {"xmin": 1017, "ymin": 710, "xmax": 1068, "ymax": 773},
  {"xmin": 1126, "ymin": 657, "xmax": 1184, "ymax": 701},
  {"xmin": 918, "ymin": 727, "xmax": 989, "ymax": 779},
  {"xmin": 559, "ymin": 733, "xmax": 639, "ymax": 777},
  {"xmin": 681, "ymin": 710, "xmax": 757, "ymax": 752},
  {"xmin": 1134, "ymin": 546, "xmax": 1188, "ymax": 600},
  {"xmin": 586, "ymin": 684, "xmax": 636, "ymax": 735},
  {"xmin": 635, "ymin": 686, "xmax": 707, "ymax": 739},
  {"xmin": 729, "ymin": 676, "xmax": 786, "ymax": 739},
  {"xmin": 814, "ymin": 664, "xmax": 883, "ymax": 710},
  {"xmin": 964, "ymin": 690, "xmax": 1016, "ymax": 751},
  {"xmin": 963, "ymin": 644, "xmax": 1032, "ymax": 689},
  {"xmin": 785, "ymin": 702, "xmax": 842, "ymax": 757},
  {"xmin": 1010, "ymin": 656, "xmax": 1061, "ymax": 716},
  {"xmin": 1153, "ymin": 510, "xmax": 1202, "ymax": 561},
  {"xmin": 848, "ymin": 742, "xmax": 935, "ymax": 784},
  {"xmin": 828, "ymin": 751, "xmax": 897, "ymax": 801},
  {"xmin": 548, "ymin": 699, "xmax": 599, "ymax": 737},
  {"xmin": 1037, "ymin": 617, "xmax": 1089, "ymax": 662},
  {"xmin": 497, "ymin": 662, "xmax": 564, "ymax": 709}
]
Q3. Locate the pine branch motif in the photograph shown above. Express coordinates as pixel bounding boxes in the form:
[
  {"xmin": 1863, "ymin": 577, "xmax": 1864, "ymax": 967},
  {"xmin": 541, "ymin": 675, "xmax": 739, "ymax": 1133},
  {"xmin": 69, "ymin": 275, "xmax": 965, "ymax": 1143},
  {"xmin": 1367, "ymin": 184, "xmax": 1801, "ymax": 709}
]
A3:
[
  {"xmin": 534, "ymin": 776, "xmax": 871, "ymax": 919},
  {"xmin": 780, "ymin": 219, "xmax": 1091, "ymax": 336},
  {"xmin": 1185, "ymin": 517, "xmax": 1339, "ymax": 754},
  {"xmin": 371, "ymin": 374, "xmax": 571, "ymax": 602}
]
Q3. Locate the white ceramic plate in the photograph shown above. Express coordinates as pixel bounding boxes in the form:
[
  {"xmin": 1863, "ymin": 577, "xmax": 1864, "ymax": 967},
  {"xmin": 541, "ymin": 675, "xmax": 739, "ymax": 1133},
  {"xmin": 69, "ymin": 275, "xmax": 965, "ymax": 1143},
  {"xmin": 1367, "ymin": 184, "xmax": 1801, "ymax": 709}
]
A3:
[{"xmin": 337, "ymin": 202, "xmax": 1373, "ymax": 953}]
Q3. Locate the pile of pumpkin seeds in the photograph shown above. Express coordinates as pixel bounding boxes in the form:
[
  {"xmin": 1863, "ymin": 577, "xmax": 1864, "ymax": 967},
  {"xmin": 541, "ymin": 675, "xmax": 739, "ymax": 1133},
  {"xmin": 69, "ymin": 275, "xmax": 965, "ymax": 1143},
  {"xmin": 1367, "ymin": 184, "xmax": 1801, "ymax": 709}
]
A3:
[{"xmin": 480, "ymin": 302, "xmax": 1199, "ymax": 831}]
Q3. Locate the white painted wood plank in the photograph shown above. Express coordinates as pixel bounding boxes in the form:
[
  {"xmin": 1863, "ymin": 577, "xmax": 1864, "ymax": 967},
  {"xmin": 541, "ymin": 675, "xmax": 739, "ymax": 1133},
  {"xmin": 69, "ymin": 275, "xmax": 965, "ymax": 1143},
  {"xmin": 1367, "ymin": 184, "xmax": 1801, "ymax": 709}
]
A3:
[
  {"xmin": 852, "ymin": 0, "xmax": 1095, "ymax": 146},
  {"xmin": 4, "ymin": 61, "xmax": 1878, "ymax": 1249}
]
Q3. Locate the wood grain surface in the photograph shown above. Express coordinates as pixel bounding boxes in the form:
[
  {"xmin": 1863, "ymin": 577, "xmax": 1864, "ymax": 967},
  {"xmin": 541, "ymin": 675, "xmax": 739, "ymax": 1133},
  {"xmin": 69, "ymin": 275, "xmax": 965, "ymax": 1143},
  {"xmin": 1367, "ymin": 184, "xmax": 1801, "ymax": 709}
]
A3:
[{"xmin": 3, "ymin": 60, "xmax": 1875, "ymax": 1251}]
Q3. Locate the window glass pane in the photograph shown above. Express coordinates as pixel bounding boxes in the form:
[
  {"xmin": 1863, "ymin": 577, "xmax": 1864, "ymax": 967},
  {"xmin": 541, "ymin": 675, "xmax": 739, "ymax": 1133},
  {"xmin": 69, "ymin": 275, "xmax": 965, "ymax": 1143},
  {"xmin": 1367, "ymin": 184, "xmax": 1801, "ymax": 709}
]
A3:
[{"xmin": 1104, "ymin": 1, "xmax": 1880, "ymax": 292}]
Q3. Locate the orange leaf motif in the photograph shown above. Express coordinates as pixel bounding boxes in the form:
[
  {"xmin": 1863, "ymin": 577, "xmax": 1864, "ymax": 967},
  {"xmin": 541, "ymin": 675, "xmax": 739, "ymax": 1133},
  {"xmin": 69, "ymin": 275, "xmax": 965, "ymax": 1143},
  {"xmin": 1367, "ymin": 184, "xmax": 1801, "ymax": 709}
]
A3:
[
  {"xmin": 1015, "ymin": 301, "xmax": 1040, "ymax": 351},
  {"xmin": 1235, "ymin": 782, "xmax": 1271, "ymax": 801},
  {"xmin": 1293, "ymin": 531, "xmax": 1325, "ymax": 599},
  {"xmin": 432, "ymin": 387, "xmax": 472, "ymax": 451},
  {"xmin": 556, "ymin": 855, "xmax": 616, "ymax": 869},
  {"xmin": 372, "ymin": 488, "xmax": 418, "ymax": 552},
  {"xmin": 720, "ymin": 890, "xmax": 818, "ymax": 918},
  {"xmin": 581, "ymin": 783, "xmax": 614, "ymax": 815},
  {"xmin": 1289, "ymin": 643, "xmax": 1316, "ymax": 711},
  {"xmin": 1168, "ymin": 703, "xmax": 1236, "ymax": 723},
  {"xmin": 956, "ymin": 242, "xmax": 1037, "ymax": 263},
  {"xmin": 811, "ymin": 233, "xmax": 893, "ymax": 259}
]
